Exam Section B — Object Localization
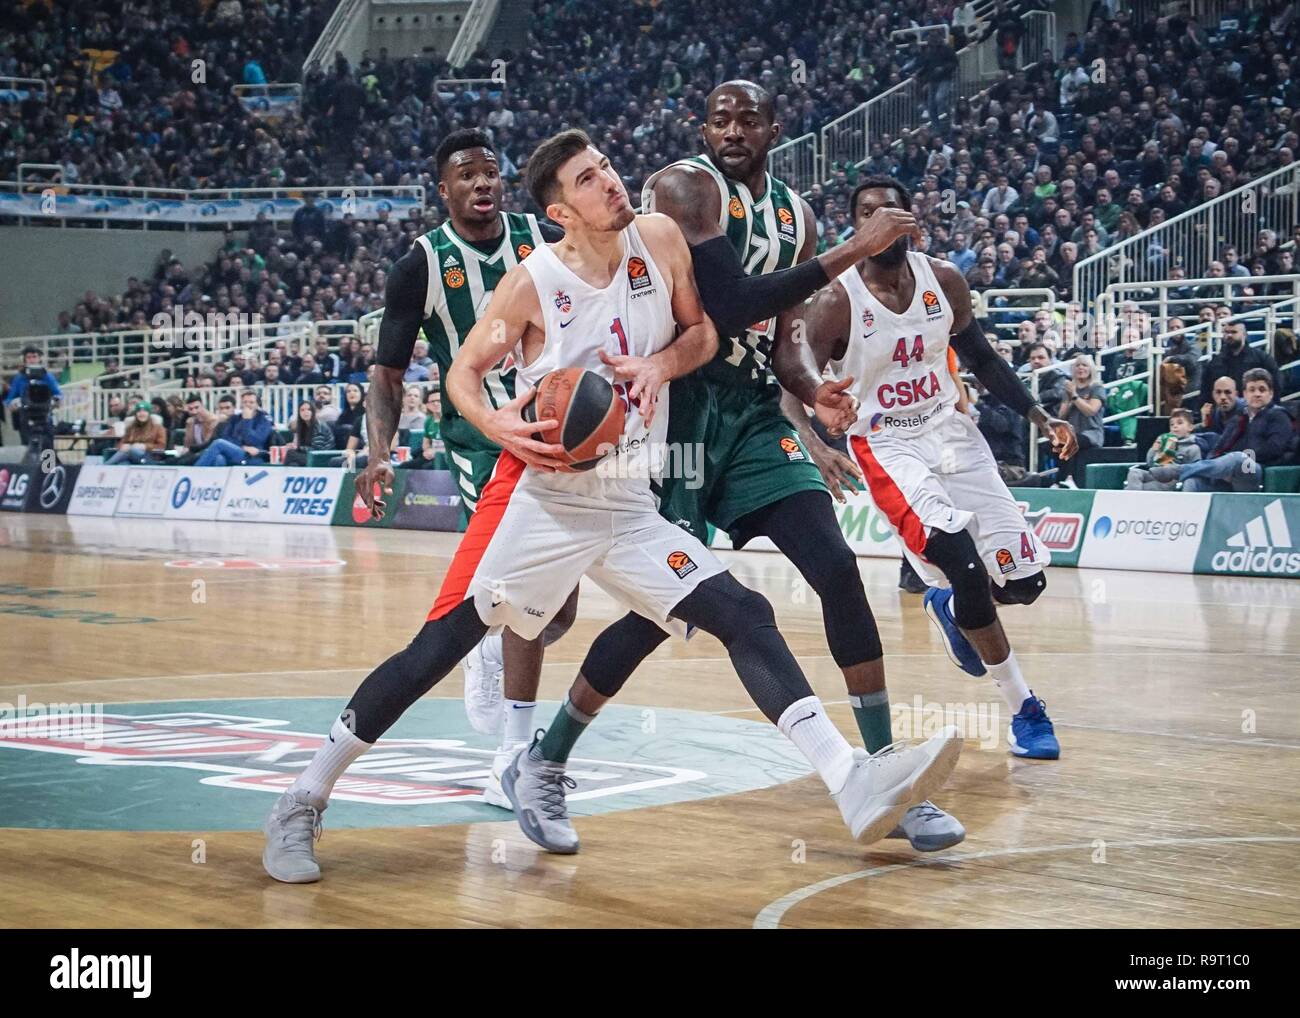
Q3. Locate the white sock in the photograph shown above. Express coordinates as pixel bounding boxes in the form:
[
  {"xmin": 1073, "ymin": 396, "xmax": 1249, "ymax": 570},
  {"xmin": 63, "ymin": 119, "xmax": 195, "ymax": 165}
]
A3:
[
  {"xmin": 984, "ymin": 650, "xmax": 1032, "ymax": 713},
  {"xmin": 291, "ymin": 715, "xmax": 371, "ymax": 805},
  {"xmin": 778, "ymin": 696, "xmax": 855, "ymax": 795},
  {"xmin": 502, "ymin": 699, "xmax": 536, "ymax": 748}
]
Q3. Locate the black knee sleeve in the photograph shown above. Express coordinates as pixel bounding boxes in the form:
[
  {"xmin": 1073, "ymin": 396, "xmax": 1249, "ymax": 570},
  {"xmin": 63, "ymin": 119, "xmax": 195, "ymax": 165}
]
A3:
[
  {"xmin": 922, "ymin": 528, "xmax": 997, "ymax": 630},
  {"xmin": 347, "ymin": 599, "xmax": 488, "ymax": 742},
  {"xmin": 992, "ymin": 571, "xmax": 1047, "ymax": 605},
  {"xmin": 671, "ymin": 573, "xmax": 812, "ymax": 724},
  {"xmin": 737, "ymin": 489, "xmax": 883, "ymax": 667},
  {"xmin": 579, "ymin": 611, "xmax": 669, "ymax": 698}
]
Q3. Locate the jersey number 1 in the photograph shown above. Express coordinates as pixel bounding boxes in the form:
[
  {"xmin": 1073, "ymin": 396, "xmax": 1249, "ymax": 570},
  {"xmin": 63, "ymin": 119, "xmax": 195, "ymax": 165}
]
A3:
[{"xmin": 610, "ymin": 317, "xmax": 638, "ymax": 412}]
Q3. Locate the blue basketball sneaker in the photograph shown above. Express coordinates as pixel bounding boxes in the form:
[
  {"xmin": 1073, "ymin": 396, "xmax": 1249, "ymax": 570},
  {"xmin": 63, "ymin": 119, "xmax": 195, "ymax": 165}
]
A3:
[
  {"xmin": 1008, "ymin": 694, "xmax": 1060, "ymax": 759},
  {"xmin": 922, "ymin": 587, "xmax": 986, "ymax": 677}
]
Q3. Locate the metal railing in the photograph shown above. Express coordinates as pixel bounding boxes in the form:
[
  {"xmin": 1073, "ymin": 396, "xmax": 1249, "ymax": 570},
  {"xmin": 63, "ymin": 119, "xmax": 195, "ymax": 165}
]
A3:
[
  {"xmin": 3, "ymin": 319, "xmax": 361, "ymax": 377},
  {"xmin": 1073, "ymin": 162, "xmax": 1300, "ymax": 318},
  {"xmin": 447, "ymin": 0, "xmax": 504, "ymax": 70},
  {"xmin": 768, "ymin": 133, "xmax": 820, "ymax": 197},
  {"xmin": 303, "ymin": 0, "xmax": 366, "ymax": 76},
  {"xmin": 0, "ymin": 77, "xmax": 49, "ymax": 99}
]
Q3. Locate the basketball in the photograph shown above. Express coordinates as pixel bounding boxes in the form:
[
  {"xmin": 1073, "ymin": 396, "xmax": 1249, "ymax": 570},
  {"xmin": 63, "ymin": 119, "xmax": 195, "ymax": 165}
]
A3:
[{"xmin": 522, "ymin": 367, "xmax": 625, "ymax": 471}]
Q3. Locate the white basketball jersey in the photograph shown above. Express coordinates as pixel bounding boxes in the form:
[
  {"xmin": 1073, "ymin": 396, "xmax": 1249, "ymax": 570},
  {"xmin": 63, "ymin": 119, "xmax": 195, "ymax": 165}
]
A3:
[
  {"xmin": 518, "ymin": 218, "xmax": 674, "ymax": 506},
  {"xmin": 831, "ymin": 251, "xmax": 959, "ymax": 440}
]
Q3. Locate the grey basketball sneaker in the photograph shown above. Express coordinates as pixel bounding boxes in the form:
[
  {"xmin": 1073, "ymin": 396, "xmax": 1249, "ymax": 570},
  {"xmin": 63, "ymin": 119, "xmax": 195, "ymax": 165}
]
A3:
[
  {"xmin": 263, "ymin": 789, "xmax": 325, "ymax": 883},
  {"xmin": 833, "ymin": 725, "xmax": 963, "ymax": 844},
  {"xmin": 501, "ymin": 738, "xmax": 580, "ymax": 854}
]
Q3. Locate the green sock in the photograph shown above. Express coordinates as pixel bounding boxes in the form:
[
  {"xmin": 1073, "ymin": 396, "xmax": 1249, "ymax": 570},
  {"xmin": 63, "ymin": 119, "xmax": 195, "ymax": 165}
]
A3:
[
  {"xmin": 534, "ymin": 697, "xmax": 596, "ymax": 764},
  {"xmin": 849, "ymin": 690, "xmax": 893, "ymax": 753}
]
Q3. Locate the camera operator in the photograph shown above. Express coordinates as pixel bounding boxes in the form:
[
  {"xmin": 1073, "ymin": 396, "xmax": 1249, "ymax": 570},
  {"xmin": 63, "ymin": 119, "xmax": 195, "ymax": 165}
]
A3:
[{"xmin": 5, "ymin": 345, "xmax": 62, "ymax": 450}]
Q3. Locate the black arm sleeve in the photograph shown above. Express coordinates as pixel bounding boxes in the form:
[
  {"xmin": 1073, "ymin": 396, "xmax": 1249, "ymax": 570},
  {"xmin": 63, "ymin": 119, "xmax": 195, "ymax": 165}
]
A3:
[
  {"xmin": 376, "ymin": 247, "xmax": 429, "ymax": 369},
  {"xmin": 950, "ymin": 317, "xmax": 1040, "ymax": 418},
  {"xmin": 688, "ymin": 235, "xmax": 830, "ymax": 338}
]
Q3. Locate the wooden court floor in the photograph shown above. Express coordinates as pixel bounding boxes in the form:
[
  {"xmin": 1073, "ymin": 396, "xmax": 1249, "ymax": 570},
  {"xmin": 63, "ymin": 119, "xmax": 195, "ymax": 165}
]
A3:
[{"xmin": 0, "ymin": 512, "xmax": 1297, "ymax": 929}]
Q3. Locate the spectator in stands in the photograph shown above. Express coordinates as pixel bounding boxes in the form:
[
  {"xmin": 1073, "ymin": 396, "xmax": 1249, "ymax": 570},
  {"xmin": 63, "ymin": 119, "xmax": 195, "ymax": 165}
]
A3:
[
  {"xmin": 1162, "ymin": 328, "xmax": 1203, "ymax": 400},
  {"xmin": 100, "ymin": 358, "xmax": 129, "ymax": 389},
  {"xmin": 176, "ymin": 394, "xmax": 220, "ymax": 465},
  {"xmin": 1178, "ymin": 369, "xmax": 1291, "ymax": 490},
  {"xmin": 1126, "ymin": 408, "xmax": 1202, "ymax": 490},
  {"xmin": 402, "ymin": 388, "xmax": 444, "ymax": 470},
  {"xmin": 398, "ymin": 386, "xmax": 426, "ymax": 431},
  {"xmin": 1195, "ymin": 376, "xmax": 1246, "ymax": 455},
  {"xmin": 106, "ymin": 402, "xmax": 168, "ymax": 464},
  {"xmin": 314, "ymin": 385, "xmax": 341, "ymax": 425},
  {"xmin": 196, "ymin": 391, "xmax": 273, "ymax": 466},
  {"xmin": 332, "ymin": 382, "xmax": 366, "ymax": 448},
  {"xmin": 105, "ymin": 394, "xmax": 129, "ymax": 423},
  {"xmin": 296, "ymin": 355, "xmax": 325, "ymax": 385},
  {"xmin": 1205, "ymin": 321, "xmax": 1281, "ymax": 396},
  {"xmin": 284, "ymin": 400, "xmax": 335, "ymax": 467},
  {"xmin": 404, "ymin": 355, "xmax": 431, "ymax": 383},
  {"xmin": 1054, "ymin": 354, "xmax": 1107, "ymax": 487}
]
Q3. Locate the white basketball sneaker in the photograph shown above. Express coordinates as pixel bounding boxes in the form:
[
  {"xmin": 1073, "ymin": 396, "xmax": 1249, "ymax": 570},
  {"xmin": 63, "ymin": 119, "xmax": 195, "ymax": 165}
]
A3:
[
  {"xmin": 888, "ymin": 800, "xmax": 967, "ymax": 852},
  {"xmin": 833, "ymin": 726, "xmax": 963, "ymax": 844},
  {"xmin": 482, "ymin": 742, "xmax": 524, "ymax": 810},
  {"xmin": 262, "ymin": 789, "xmax": 325, "ymax": 883},
  {"xmin": 462, "ymin": 632, "xmax": 505, "ymax": 735}
]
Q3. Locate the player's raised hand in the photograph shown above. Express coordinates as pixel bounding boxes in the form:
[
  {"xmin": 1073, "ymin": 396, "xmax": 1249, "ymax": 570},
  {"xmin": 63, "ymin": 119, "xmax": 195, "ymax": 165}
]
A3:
[
  {"xmin": 806, "ymin": 436, "xmax": 864, "ymax": 504},
  {"xmin": 484, "ymin": 387, "xmax": 569, "ymax": 471},
  {"xmin": 1042, "ymin": 416, "xmax": 1079, "ymax": 460},
  {"xmin": 849, "ymin": 207, "xmax": 923, "ymax": 257},
  {"xmin": 355, "ymin": 459, "xmax": 395, "ymax": 520},
  {"xmin": 600, "ymin": 349, "xmax": 666, "ymax": 425},
  {"xmin": 812, "ymin": 376, "xmax": 859, "ymax": 437}
]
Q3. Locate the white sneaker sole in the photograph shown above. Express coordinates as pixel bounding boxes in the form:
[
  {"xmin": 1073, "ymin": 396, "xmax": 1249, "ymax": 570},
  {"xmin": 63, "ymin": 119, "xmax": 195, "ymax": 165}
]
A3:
[
  {"xmin": 482, "ymin": 776, "xmax": 512, "ymax": 810},
  {"xmin": 847, "ymin": 729, "xmax": 964, "ymax": 845}
]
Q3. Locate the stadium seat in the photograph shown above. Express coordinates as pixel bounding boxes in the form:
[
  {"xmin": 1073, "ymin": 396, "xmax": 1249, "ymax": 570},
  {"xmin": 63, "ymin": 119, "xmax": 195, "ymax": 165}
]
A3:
[
  {"xmin": 1084, "ymin": 462, "xmax": 1139, "ymax": 490},
  {"xmin": 1263, "ymin": 466, "xmax": 1300, "ymax": 493}
]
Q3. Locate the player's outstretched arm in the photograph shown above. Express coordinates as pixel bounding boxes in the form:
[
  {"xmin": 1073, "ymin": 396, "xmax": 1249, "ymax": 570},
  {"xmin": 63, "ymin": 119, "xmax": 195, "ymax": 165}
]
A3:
[
  {"xmin": 356, "ymin": 249, "xmax": 429, "ymax": 518},
  {"xmin": 600, "ymin": 213, "xmax": 718, "ymax": 426},
  {"xmin": 449, "ymin": 266, "xmax": 568, "ymax": 471},
  {"xmin": 648, "ymin": 167, "xmax": 917, "ymax": 338},
  {"xmin": 934, "ymin": 259, "xmax": 1079, "ymax": 460}
]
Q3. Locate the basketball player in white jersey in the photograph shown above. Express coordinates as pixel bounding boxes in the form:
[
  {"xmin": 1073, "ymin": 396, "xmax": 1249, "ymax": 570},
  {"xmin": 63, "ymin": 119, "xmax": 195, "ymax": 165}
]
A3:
[
  {"xmin": 262, "ymin": 135, "xmax": 960, "ymax": 880},
  {"xmin": 774, "ymin": 176, "xmax": 1078, "ymax": 760}
]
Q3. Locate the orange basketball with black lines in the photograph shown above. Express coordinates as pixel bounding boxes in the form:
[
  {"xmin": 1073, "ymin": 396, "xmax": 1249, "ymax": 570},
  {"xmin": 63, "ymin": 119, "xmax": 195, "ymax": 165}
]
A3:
[{"xmin": 522, "ymin": 368, "xmax": 626, "ymax": 472}]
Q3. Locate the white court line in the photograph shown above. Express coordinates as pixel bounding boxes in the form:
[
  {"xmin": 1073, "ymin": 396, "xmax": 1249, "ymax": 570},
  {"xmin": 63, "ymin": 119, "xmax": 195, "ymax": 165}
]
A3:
[{"xmin": 752, "ymin": 835, "xmax": 1300, "ymax": 929}]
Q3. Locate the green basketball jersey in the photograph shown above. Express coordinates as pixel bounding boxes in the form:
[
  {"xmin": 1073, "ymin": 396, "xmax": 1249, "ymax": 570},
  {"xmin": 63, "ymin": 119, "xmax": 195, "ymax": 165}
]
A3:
[
  {"xmin": 643, "ymin": 155, "xmax": 806, "ymax": 388},
  {"xmin": 413, "ymin": 211, "xmax": 546, "ymax": 422}
]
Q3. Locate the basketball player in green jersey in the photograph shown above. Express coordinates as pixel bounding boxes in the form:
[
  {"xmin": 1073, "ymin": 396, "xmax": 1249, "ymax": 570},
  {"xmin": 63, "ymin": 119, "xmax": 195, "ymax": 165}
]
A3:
[
  {"xmin": 522, "ymin": 81, "xmax": 968, "ymax": 851},
  {"xmin": 356, "ymin": 129, "xmax": 577, "ymax": 804}
]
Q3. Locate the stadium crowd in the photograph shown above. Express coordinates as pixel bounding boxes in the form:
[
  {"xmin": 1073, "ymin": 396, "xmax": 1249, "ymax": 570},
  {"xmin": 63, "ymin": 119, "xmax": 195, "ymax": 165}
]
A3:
[{"xmin": 4, "ymin": 0, "xmax": 1299, "ymax": 486}]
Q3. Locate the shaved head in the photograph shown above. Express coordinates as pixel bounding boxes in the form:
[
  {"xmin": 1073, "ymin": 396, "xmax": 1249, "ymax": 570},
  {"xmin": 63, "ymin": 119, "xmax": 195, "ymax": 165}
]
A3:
[{"xmin": 706, "ymin": 80, "xmax": 775, "ymax": 125}]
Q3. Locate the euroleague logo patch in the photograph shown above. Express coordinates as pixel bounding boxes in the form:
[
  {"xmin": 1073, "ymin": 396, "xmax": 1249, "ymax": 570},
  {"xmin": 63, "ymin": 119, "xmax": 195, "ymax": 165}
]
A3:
[
  {"xmin": 779, "ymin": 436, "xmax": 806, "ymax": 462},
  {"xmin": 776, "ymin": 205, "xmax": 797, "ymax": 240},
  {"xmin": 517, "ymin": 242, "xmax": 534, "ymax": 259},
  {"xmin": 922, "ymin": 290, "xmax": 942, "ymax": 318},
  {"xmin": 667, "ymin": 550, "xmax": 698, "ymax": 579},
  {"xmin": 995, "ymin": 548, "xmax": 1016, "ymax": 574},
  {"xmin": 627, "ymin": 255, "xmax": 652, "ymax": 291},
  {"xmin": 728, "ymin": 196, "xmax": 745, "ymax": 219},
  {"xmin": 444, "ymin": 267, "xmax": 466, "ymax": 289}
]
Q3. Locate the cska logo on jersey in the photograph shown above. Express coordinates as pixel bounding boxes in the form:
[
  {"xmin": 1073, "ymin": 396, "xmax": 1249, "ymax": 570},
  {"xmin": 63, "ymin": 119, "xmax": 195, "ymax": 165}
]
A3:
[
  {"xmin": 861, "ymin": 308, "xmax": 874, "ymax": 329},
  {"xmin": 554, "ymin": 290, "xmax": 573, "ymax": 314},
  {"xmin": 728, "ymin": 196, "xmax": 745, "ymax": 219},
  {"xmin": 444, "ymin": 267, "xmax": 466, "ymax": 289},
  {"xmin": 517, "ymin": 243, "xmax": 534, "ymax": 259},
  {"xmin": 922, "ymin": 290, "xmax": 942, "ymax": 318}
]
